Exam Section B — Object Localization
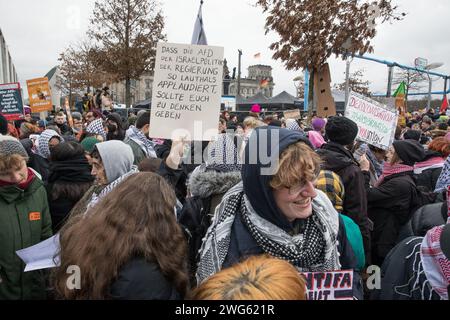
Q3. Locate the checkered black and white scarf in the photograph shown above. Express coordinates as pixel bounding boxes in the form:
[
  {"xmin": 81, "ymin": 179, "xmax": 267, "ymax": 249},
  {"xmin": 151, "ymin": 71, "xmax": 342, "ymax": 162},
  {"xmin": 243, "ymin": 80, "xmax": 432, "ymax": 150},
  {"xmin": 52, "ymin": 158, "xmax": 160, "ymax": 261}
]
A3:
[
  {"xmin": 86, "ymin": 119, "xmax": 106, "ymax": 140},
  {"xmin": 196, "ymin": 182, "xmax": 341, "ymax": 284},
  {"xmin": 126, "ymin": 126, "xmax": 157, "ymax": 158}
]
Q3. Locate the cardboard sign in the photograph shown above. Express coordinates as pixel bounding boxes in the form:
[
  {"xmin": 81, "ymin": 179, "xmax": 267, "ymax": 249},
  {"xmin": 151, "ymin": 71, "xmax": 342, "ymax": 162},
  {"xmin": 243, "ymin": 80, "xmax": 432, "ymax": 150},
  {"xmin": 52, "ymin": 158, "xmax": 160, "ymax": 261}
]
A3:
[
  {"xmin": 0, "ymin": 82, "xmax": 24, "ymax": 121},
  {"xmin": 150, "ymin": 42, "xmax": 224, "ymax": 141},
  {"xmin": 345, "ymin": 91, "xmax": 398, "ymax": 150},
  {"xmin": 26, "ymin": 77, "xmax": 53, "ymax": 113},
  {"xmin": 303, "ymin": 270, "xmax": 354, "ymax": 300},
  {"xmin": 283, "ymin": 109, "xmax": 301, "ymax": 120},
  {"xmin": 314, "ymin": 63, "xmax": 336, "ymax": 118}
]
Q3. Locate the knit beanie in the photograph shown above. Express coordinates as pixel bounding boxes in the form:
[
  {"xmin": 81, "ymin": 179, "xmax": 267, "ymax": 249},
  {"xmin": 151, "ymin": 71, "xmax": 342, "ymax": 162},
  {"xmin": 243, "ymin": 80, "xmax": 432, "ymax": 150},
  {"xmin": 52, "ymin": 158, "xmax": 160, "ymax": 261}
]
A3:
[
  {"xmin": 0, "ymin": 135, "xmax": 28, "ymax": 158},
  {"xmin": 392, "ymin": 139, "xmax": 426, "ymax": 166},
  {"xmin": 312, "ymin": 117, "xmax": 326, "ymax": 131},
  {"xmin": 0, "ymin": 114, "xmax": 8, "ymax": 135},
  {"xmin": 81, "ymin": 137, "xmax": 100, "ymax": 154},
  {"xmin": 325, "ymin": 116, "xmax": 358, "ymax": 146},
  {"xmin": 250, "ymin": 104, "xmax": 261, "ymax": 113},
  {"xmin": 403, "ymin": 129, "xmax": 421, "ymax": 141}
]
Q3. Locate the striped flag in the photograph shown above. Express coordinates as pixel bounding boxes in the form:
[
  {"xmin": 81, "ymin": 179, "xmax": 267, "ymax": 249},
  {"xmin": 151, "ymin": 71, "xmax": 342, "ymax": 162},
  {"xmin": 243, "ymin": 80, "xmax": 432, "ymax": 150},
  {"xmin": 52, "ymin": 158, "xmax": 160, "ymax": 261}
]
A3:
[{"xmin": 191, "ymin": 0, "xmax": 207, "ymax": 45}]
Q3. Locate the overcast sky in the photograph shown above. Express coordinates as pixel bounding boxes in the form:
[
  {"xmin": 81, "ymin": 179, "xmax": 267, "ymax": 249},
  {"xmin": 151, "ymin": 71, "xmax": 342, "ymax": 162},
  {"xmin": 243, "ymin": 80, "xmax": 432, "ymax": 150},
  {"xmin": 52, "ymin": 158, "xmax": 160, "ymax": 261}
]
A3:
[{"xmin": 1, "ymin": 0, "xmax": 449, "ymax": 100}]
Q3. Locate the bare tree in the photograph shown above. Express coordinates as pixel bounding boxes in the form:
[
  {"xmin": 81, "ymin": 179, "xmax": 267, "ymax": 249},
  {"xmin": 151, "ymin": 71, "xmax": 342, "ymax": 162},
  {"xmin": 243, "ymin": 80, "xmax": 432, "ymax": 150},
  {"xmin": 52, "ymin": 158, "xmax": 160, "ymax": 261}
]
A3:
[
  {"xmin": 391, "ymin": 69, "xmax": 437, "ymax": 101},
  {"xmin": 58, "ymin": 39, "xmax": 113, "ymax": 103},
  {"xmin": 255, "ymin": 0, "xmax": 404, "ymax": 72},
  {"xmin": 334, "ymin": 69, "xmax": 371, "ymax": 96},
  {"xmin": 88, "ymin": 0, "xmax": 166, "ymax": 108}
]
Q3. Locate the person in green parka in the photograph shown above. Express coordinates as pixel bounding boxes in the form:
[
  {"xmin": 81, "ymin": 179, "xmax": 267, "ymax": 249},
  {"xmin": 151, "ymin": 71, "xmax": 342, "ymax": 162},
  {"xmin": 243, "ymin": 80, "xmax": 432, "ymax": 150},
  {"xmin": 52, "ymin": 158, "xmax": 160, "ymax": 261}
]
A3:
[{"xmin": 0, "ymin": 135, "xmax": 52, "ymax": 300}]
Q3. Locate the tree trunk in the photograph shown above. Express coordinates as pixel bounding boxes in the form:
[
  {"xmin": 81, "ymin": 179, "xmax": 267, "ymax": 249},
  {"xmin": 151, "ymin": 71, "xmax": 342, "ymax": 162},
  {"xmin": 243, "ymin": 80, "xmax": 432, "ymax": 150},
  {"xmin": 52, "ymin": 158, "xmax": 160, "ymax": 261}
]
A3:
[
  {"xmin": 125, "ymin": 77, "xmax": 131, "ymax": 108},
  {"xmin": 125, "ymin": 0, "xmax": 131, "ymax": 108},
  {"xmin": 307, "ymin": 68, "xmax": 315, "ymax": 124}
]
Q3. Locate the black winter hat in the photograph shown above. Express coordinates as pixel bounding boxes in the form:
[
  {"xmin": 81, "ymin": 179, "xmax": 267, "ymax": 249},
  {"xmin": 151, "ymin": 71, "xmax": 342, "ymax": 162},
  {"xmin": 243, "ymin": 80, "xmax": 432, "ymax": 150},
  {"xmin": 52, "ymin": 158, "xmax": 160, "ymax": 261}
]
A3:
[
  {"xmin": 392, "ymin": 139, "xmax": 425, "ymax": 166},
  {"xmin": 403, "ymin": 129, "xmax": 421, "ymax": 141},
  {"xmin": 325, "ymin": 116, "xmax": 358, "ymax": 146},
  {"xmin": 0, "ymin": 113, "xmax": 8, "ymax": 135}
]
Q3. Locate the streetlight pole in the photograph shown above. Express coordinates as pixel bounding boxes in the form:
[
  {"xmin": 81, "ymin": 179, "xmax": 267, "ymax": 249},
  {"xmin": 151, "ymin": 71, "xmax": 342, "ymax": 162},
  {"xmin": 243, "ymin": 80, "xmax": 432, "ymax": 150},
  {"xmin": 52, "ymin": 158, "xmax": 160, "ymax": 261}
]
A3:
[
  {"xmin": 344, "ymin": 57, "xmax": 351, "ymax": 107},
  {"xmin": 386, "ymin": 66, "xmax": 394, "ymax": 97},
  {"xmin": 425, "ymin": 62, "xmax": 444, "ymax": 111},
  {"xmin": 237, "ymin": 49, "xmax": 242, "ymax": 97}
]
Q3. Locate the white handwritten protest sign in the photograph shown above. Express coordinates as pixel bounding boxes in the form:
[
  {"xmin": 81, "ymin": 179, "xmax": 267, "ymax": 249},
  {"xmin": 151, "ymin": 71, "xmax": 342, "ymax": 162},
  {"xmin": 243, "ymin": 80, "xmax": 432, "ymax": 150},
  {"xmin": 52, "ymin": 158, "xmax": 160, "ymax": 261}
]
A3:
[
  {"xmin": 345, "ymin": 91, "xmax": 398, "ymax": 150},
  {"xmin": 302, "ymin": 270, "xmax": 354, "ymax": 300},
  {"xmin": 150, "ymin": 42, "xmax": 224, "ymax": 141}
]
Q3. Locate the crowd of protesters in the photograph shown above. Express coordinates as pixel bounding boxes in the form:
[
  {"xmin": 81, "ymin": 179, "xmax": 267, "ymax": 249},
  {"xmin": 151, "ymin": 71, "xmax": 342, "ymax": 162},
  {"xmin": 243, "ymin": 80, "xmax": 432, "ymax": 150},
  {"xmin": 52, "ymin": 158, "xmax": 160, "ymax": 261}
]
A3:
[{"xmin": 0, "ymin": 103, "xmax": 449, "ymax": 300}]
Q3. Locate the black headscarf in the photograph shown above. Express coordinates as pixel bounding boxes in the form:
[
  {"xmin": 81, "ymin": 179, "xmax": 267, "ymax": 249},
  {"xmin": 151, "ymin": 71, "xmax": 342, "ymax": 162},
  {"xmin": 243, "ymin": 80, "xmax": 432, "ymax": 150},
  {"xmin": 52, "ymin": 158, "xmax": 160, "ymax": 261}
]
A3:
[
  {"xmin": 241, "ymin": 126, "xmax": 313, "ymax": 232},
  {"xmin": 106, "ymin": 112, "xmax": 126, "ymax": 141},
  {"xmin": 48, "ymin": 156, "xmax": 94, "ymax": 184}
]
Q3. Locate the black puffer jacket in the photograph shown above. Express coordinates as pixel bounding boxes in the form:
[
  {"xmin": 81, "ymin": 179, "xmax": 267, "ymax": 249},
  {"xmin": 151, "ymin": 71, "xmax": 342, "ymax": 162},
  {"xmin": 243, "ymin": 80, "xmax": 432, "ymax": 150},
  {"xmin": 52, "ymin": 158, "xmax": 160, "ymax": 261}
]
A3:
[
  {"xmin": 109, "ymin": 258, "xmax": 182, "ymax": 300},
  {"xmin": 317, "ymin": 142, "xmax": 371, "ymax": 262},
  {"xmin": 366, "ymin": 171, "xmax": 420, "ymax": 265},
  {"xmin": 411, "ymin": 202, "xmax": 447, "ymax": 236},
  {"xmin": 414, "ymin": 151, "xmax": 444, "ymax": 192}
]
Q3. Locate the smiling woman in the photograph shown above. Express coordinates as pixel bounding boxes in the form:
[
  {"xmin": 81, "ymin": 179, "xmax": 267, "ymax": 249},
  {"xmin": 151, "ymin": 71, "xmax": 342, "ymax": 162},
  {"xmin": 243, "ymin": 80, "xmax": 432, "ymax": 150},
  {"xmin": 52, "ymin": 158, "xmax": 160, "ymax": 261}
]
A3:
[{"xmin": 196, "ymin": 127, "xmax": 360, "ymax": 298}]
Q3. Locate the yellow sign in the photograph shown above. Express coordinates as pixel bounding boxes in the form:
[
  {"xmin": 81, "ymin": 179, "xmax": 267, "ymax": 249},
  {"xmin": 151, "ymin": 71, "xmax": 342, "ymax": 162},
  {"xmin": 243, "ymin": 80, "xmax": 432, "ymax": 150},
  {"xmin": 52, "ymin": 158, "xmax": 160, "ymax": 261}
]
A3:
[{"xmin": 26, "ymin": 77, "xmax": 53, "ymax": 113}]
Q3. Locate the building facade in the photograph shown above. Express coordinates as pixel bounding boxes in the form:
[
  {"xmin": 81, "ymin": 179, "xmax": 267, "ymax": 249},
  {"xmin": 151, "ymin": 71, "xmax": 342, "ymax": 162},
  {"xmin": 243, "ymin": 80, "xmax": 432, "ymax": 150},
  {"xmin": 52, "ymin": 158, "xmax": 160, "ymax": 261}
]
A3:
[
  {"xmin": 0, "ymin": 27, "xmax": 18, "ymax": 84},
  {"xmin": 109, "ymin": 64, "xmax": 275, "ymax": 105},
  {"xmin": 228, "ymin": 65, "xmax": 274, "ymax": 98}
]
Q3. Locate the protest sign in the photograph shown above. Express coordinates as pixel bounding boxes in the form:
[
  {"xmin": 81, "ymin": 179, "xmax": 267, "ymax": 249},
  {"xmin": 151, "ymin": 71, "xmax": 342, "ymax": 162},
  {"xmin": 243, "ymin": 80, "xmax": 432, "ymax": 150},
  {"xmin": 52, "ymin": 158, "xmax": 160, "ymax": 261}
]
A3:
[
  {"xmin": 26, "ymin": 77, "xmax": 53, "ymax": 113},
  {"xmin": 302, "ymin": 270, "xmax": 354, "ymax": 300},
  {"xmin": 0, "ymin": 82, "xmax": 24, "ymax": 120},
  {"xmin": 283, "ymin": 109, "xmax": 301, "ymax": 120},
  {"xmin": 150, "ymin": 42, "xmax": 224, "ymax": 141},
  {"xmin": 345, "ymin": 91, "xmax": 398, "ymax": 150}
]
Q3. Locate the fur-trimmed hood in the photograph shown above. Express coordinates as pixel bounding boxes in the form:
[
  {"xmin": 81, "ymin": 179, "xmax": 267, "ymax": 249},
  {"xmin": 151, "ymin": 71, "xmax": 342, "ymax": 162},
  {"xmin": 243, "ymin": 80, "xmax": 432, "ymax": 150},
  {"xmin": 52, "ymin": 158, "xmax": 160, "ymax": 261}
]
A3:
[{"xmin": 189, "ymin": 167, "xmax": 241, "ymax": 199}]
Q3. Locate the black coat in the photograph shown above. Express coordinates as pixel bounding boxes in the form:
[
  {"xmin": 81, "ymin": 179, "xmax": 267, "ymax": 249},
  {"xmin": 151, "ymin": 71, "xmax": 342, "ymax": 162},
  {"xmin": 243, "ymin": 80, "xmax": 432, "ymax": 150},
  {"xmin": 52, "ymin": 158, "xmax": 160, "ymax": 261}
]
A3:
[
  {"xmin": 411, "ymin": 202, "xmax": 447, "ymax": 237},
  {"xmin": 366, "ymin": 171, "xmax": 419, "ymax": 265},
  {"xmin": 222, "ymin": 213, "xmax": 364, "ymax": 300},
  {"xmin": 317, "ymin": 142, "xmax": 371, "ymax": 261},
  {"xmin": 415, "ymin": 167, "xmax": 442, "ymax": 192},
  {"xmin": 28, "ymin": 154, "xmax": 50, "ymax": 184},
  {"xmin": 109, "ymin": 258, "xmax": 181, "ymax": 300},
  {"xmin": 371, "ymin": 236, "xmax": 441, "ymax": 300},
  {"xmin": 45, "ymin": 184, "xmax": 78, "ymax": 233}
]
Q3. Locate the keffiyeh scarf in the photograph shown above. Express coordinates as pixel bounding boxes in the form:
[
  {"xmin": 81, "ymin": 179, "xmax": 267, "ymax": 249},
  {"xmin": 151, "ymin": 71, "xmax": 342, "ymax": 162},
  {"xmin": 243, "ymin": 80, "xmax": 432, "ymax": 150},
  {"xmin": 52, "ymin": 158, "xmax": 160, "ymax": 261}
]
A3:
[
  {"xmin": 86, "ymin": 119, "xmax": 106, "ymax": 140},
  {"xmin": 196, "ymin": 182, "xmax": 341, "ymax": 284},
  {"xmin": 126, "ymin": 126, "xmax": 157, "ymax": 158},
  {"xmin": 434, "ymin": 155, "xmax": 450, "ymax": 193},
  {"xmin": 420, "ymin": 221, "xmax": 450, "ymax": 300},
  {"xmin": 86, "ymin": 166, "xmax": 138, "ymax": 211},
  {"xmin": 375, "ymin": 162, "xmax": 413, "ymax": 187},
  {"xmin": 36, "ymin": 129, "xmax": 62, "ymax": 159},
  {"xmin": 420, "ymin": 185, "xmax": 450, "ymax": 300}
]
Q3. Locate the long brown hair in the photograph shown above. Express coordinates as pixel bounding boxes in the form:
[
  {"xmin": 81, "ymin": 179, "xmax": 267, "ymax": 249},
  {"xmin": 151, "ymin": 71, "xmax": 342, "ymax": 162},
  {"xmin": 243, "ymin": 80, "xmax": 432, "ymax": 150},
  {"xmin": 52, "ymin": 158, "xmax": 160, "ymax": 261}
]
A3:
[{"xmin": 53, "ymin": 172, "xmax": 189, "ymax": 299}]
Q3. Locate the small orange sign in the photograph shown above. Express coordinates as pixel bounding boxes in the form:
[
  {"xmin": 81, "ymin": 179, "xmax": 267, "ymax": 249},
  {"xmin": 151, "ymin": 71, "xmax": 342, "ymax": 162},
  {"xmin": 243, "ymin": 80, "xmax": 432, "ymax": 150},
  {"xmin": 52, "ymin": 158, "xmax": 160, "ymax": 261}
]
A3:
[
  {"xmin": 26, "ymin": 77, "xmax": 53, "ymax": 113},
  {"xmin": 29, "ymin": 212, "xmax": 41, "ymax": 221}
]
